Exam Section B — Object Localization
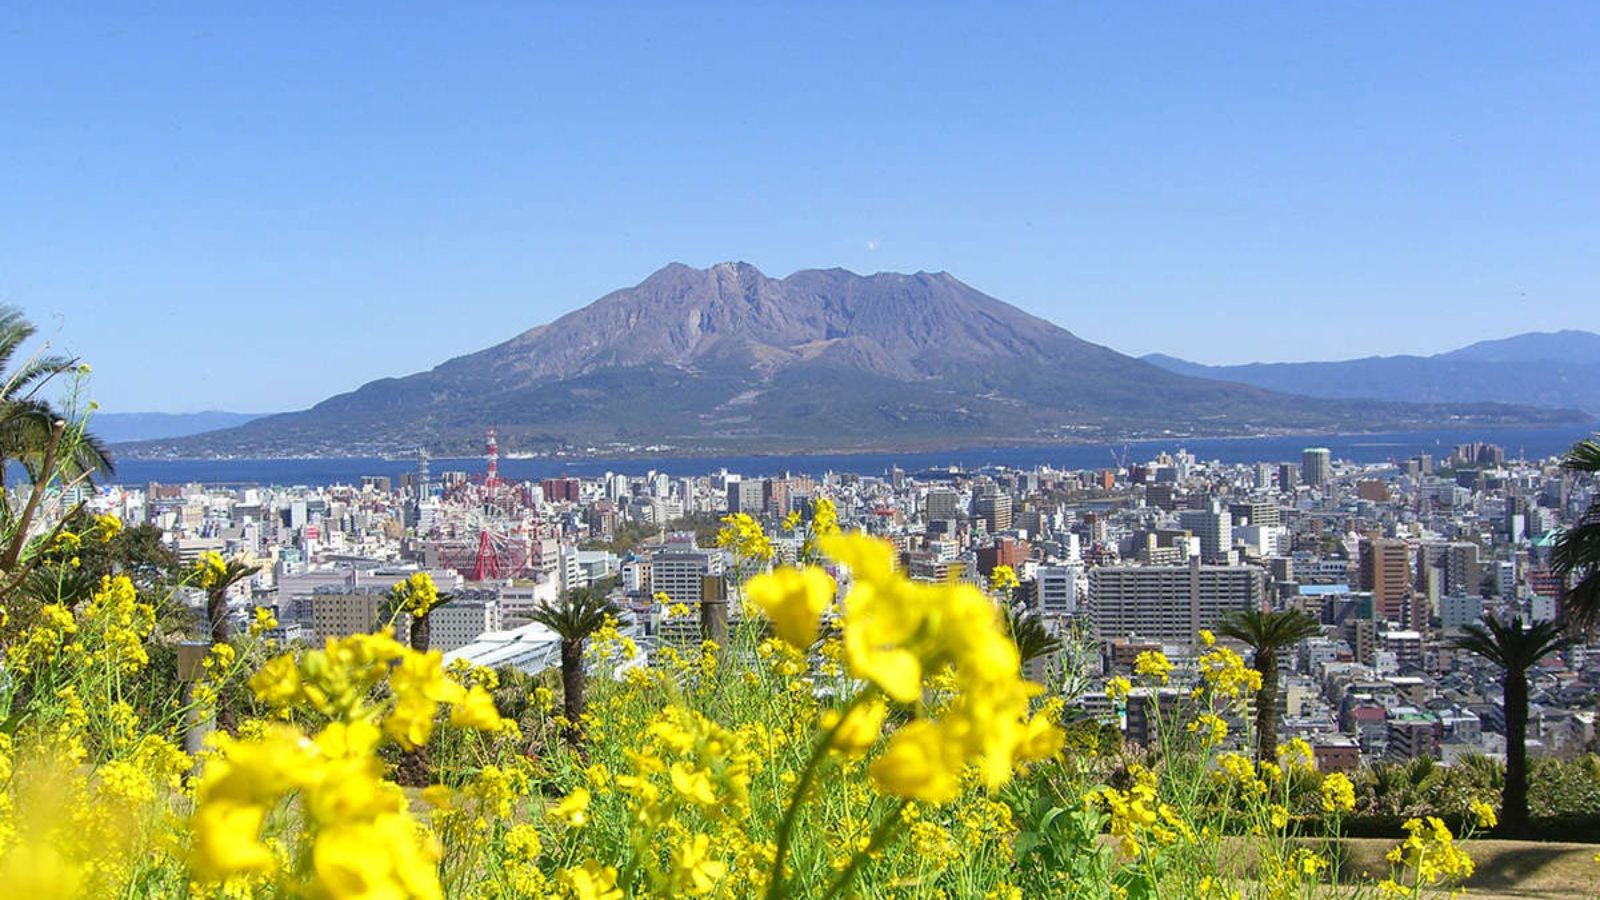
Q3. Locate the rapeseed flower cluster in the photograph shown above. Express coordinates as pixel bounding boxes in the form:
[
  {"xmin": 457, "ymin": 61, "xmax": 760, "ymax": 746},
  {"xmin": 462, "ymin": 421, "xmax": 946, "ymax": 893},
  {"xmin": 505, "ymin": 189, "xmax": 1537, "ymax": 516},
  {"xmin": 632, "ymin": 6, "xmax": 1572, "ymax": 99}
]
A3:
[
  {"xmin": 815, "ymin": 533, "xmax": 1063, "ymax": 802},
  {"xmin": 1378, "ymin": 816, "xmax": 1476, "ymax": 896},
  {"xmin": 1086, "ymin": 764, "xmax": 1193, "ymax": 858},
  {"xmin": 194, "ymin": 550, "xmax": 230, "ymax": 590},
  {"xmin": 1196, "ymin": 642, "xmax": 1261, "ymax": 701},
  {"xmin": 391, "ymin": 571, "xmax": 445, "ymax": 617},
  {"xmin": 1133, "ymin": 649, "xmax": 1174, "ymax": 684},
  {"xmin": 716, "ymin": 513, "xmax": 774, "ymax": 563},
  {"xmin": 191, "ymin": 630, "xmax": 506, "ymax": 897}
]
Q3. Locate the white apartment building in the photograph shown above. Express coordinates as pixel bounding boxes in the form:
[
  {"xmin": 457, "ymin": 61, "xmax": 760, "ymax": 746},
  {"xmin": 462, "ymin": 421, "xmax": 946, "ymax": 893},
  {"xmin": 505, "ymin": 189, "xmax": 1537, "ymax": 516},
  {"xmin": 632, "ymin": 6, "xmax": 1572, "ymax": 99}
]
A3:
[{"xmin": 1089, "ymin": 557, "xmax": 1264, "ymax": 642}]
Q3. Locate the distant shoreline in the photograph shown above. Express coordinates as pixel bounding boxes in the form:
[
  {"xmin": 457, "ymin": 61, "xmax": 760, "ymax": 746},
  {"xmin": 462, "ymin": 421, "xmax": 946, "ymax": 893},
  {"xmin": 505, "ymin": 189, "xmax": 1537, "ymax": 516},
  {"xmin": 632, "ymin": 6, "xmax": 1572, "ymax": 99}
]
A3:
[
  {"xmin": 102, "ymin": 423, "xmax": 1599, "ymax": 487},
  {"xmin": 108, "ymin": 419, "xmax": 1599, "ymax": 465}
]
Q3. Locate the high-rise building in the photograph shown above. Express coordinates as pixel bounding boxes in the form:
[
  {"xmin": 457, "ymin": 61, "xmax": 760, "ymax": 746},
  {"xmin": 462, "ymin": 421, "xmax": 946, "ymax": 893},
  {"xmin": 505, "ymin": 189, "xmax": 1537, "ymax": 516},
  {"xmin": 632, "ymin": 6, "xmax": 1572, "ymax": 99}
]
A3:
[
  {"xmin": 1302, "ymin": 448, "xmax": 1332, "ymax": 488},
  {"xmin": 648, "ymin": 536, "xmax": 725, "ymax": 607},
  {"xmin": 1418, "ymin": 542, "xmax": 1481, "ymax": 597},
  {"xmin": 764, "ymin": 479, "xmax": 792, "ymax": 517},
  {"xmin": 1439, "ymin": 594, "xmax": 1484, "ymax": 632},
  {"xmin": 310, "ymin": 586, "xmax": 395, "ymax": 642},
  {"xmin": 1356, "ymin": 480, "xmax": 1390, "ymax": 502},
  {"xmin": 541, "ymin": 478, "xmax": 581, "ymax": 503},
  {"xmin": 973, "ymin": 492, "xmax": 1013, "ymax": 533},
  {"xmin": 1088, "ymin": 557, "xmax": 1264, "ymax": 642},
  {"xmin": 925, "ymin": 488, "xmax": 961, "ymax": 521},
  {"xmin": 1278, "ymin": 463, "xmax": 1300, "ymax": 491},
  {"xmin": 727, "ymin": 480, "xmax": 764, "ymax": 515},
  {"xmin": 1254, "ymin": 463, "xmax": 1276, "ymax": 491},
  {"xmin": 1359, "ymin": 537, "xmax": 1412, "ymax": 621},
  {"xmin": 1034, "ymin": 565, "xmax": 1081, "ymax": 615},
  {"xmin": 1228, "ymin": 500, "xmax": 1280, "ymax": 529},
  {"xmin": 1179, "ymin": 507, "xmax": 1233, "ymax": 562}
]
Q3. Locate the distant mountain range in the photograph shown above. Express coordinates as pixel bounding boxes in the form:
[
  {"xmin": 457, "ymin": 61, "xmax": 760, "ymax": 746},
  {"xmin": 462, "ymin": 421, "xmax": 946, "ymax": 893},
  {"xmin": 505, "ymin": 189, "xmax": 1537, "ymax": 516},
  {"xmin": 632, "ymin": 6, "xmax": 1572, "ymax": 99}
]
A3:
[
  {"xmin": 123, "ymin": 264, "xmax": 1584, "ymax": 458},
  {"xmin": 93, "ymin": 411, "xmax": 263, "ymax": 444},
  {"xmin": 1144, "ymin": 330, "xmax": 1600, "ymax": 415}
]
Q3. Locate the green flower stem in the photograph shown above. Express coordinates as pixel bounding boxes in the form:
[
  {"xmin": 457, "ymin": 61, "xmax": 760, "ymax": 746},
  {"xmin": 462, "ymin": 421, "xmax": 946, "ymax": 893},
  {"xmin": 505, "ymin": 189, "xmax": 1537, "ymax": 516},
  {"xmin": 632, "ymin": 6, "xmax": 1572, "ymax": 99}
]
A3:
[
  {"xmin": 819, "ymin": 797, "xmax": 913, "ymax": 900},
  {"xmin": 765, "ymin": 689, "xmax": 870, "ymax": 900}
]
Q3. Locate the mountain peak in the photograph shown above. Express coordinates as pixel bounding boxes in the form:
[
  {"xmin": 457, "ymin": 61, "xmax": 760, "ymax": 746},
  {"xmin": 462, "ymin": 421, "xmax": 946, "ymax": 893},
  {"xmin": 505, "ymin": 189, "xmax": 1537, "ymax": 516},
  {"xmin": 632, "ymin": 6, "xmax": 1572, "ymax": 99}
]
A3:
[
  {"xmin": 1437, "ymin": 329, "xmax": 1600, "ymax": 364},
  {"xmin": 138, "ymin": 265, "xmax": 1586, "ymax": 457}
]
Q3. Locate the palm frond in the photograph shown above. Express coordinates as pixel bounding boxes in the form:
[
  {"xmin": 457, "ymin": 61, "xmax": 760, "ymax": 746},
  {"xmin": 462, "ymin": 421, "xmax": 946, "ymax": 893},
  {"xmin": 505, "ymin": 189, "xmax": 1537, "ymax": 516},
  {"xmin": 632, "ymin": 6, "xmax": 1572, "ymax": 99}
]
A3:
[
  {"xmin": 0, "ymin": 306, "xmax": 38, "ymax": 377},
  {"xmin": 1451, "ymin": 616, "xmax": 1573, "ymax": 672},
  {"xmin": 1551, "ymin": 516, "xmax": 1600, "ymax": 632},
  {"xmin": 1217, "ymin": 608, "xmax": 1322, "ymax": 652},
  {"xmin": 1560, "ymin": 435, "xmax": 1600, "ymax": 475},
  {"xmin": 530, "ymin": 588, "xmax": 620, "ymax": 642},
  {"xmin": 2, "ymin": 355, "xmax": 75, "ymax": 403},
  {"xmin": 1004, "ymin": 604, "xmax": 1063, "ymax": 665}
]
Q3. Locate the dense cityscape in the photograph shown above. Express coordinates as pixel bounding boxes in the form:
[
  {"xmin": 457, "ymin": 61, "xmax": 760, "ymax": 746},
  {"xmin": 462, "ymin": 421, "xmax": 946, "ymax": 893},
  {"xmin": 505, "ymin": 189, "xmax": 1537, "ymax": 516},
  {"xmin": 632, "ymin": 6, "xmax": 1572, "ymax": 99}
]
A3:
[{"xmin": 91, "ymin": 428, "xmax": 1597, "ymax": 774}]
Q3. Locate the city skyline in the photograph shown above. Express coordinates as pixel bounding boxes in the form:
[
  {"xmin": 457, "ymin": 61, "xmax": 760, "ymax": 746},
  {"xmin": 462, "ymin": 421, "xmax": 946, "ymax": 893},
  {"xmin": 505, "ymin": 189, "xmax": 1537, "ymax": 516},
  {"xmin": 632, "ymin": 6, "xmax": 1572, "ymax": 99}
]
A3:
[{"xmin": 3, "ymin": 4, "xmax": 1597, "ymax": 412}]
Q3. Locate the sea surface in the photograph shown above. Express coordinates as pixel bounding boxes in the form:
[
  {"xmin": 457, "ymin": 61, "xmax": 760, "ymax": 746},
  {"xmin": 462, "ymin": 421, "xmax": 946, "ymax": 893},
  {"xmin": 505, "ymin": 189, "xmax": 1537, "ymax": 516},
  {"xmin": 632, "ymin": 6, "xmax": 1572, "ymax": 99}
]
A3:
[{"xmin": 106, "ymin": 424, "xmax": 1599, "ymax": 488}]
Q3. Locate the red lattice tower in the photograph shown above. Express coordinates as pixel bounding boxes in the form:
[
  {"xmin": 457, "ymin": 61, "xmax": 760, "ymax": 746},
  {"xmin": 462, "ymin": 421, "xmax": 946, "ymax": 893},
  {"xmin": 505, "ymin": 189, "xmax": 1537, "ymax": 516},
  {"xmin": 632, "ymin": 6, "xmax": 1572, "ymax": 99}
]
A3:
[
  {"xmin": 470, "ymin": 528, "xmax": 501, "ymax": 581},
  {"xmin": 485, "ymin": 428, "xmax": 501, "ymax": 487}
]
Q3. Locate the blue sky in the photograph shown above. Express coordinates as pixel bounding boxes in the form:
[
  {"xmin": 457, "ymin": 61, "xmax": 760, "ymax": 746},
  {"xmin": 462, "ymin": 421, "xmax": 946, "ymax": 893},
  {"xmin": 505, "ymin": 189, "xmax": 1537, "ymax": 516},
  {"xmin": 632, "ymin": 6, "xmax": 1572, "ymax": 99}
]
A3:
[{"xmin": 2, "ymin": 3, "xmax": 1596, "ymax": 413}]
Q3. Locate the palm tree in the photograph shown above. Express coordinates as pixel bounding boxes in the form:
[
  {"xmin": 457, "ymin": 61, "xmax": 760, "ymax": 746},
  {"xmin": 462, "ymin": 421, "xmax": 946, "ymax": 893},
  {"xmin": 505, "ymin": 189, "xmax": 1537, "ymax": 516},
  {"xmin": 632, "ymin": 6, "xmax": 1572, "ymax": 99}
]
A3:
[
  {"xmin": 199, "ymin": 555, "xmax": 261, "ymax": 646},
  {"xmin": 1359, "ymin": 759, "xmax": 1442, "ymax": 817},
  {"xmin": 0, "ymin": 305, "xmax": 112, "ymax": 482},
  {"xmin": 529, "ymin": 586, "xmax": 619, "ymax": 745},
  {"xmin": 1452, "ymin": 615, "xmax": 1574, "ymax": 835},
  {"xmin": 407, "ymin": 592, "xmax": 453, "ymax": 652},
  {"xmin": 386, "ymin": 574, "xmax": 452, "ymax": 653},
  {"xmin": 1553, "ymin": 435, "xmax": 1600, "ymax": 633},
  {"xmin": 1004, "ymin": 604, "xmax": 1063, "ymax": 669},
  {"xmin": 1218, "ymin": 608, "xmax": 1322, "ymax": 762}
]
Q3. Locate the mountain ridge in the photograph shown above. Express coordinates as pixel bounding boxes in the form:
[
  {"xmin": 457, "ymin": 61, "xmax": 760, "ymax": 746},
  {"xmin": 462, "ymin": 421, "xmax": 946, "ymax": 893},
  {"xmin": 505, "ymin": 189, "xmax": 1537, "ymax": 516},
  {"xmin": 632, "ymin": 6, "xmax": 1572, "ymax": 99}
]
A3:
[
  {"xmin": 91, "ymin": 411, "xmax": 265, "ymax": 444},
  {"xmin": 123, "ymin": 265, "xmax": 1585, "ymax": 458},
  {"xmin": 1143, "ymin": 330, "xmax": 1600, "ymax": 414}
]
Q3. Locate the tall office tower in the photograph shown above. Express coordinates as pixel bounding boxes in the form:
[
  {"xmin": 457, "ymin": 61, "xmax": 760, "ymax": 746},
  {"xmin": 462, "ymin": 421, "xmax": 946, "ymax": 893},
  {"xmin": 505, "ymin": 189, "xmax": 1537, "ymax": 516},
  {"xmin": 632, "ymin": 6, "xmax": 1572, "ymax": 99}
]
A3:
[
  {"xmin": 1359, "ymin": 537, "xmax": 1412, "ymax": 621},
  {"xmin": 1254, "ymin": 463, "xmax": 1276, "ymax": 490},
  {"xmin": 1034, "ymin": 565, "xmax": 1081, "ymax": 615},
  {"xmin": 763, "ymin": 478, "xmax": 792, "ymax": 517},
  {"xmin": 1302, "ymin": 448, "xmax": 1332, "ymax": 488},
  {"xmin": 925, "ymin": 488, "xmax": 961, "ymax": 521},
  {"xmin": 1505, "ymin": 494, "xmax": 1530, "ymax": 543},
  {"xmin": 1418, "ymin": 541, "xmax": 1482, "ymax": 596},
  {"xmin": 1278, "ymin": 463, "xmax": 1300, "ymax": 491},
  {"xmin": 1089, "ymin": 557, "xmax": 1264, "ymax": 642},
  {"xmin": 1178, "ymin": 507, "xmax": 1233, "ymax": 562},
  {"xmin": 973, "ymin": 491, "xmax": 1013, "ymax": 533},
  {"xmin": 648, "ymin": 536, "xmax": 725, "ymax": 606},
  {"xmin": 727, "ymin": 479, "xmax": 765, "ymax": 514}
]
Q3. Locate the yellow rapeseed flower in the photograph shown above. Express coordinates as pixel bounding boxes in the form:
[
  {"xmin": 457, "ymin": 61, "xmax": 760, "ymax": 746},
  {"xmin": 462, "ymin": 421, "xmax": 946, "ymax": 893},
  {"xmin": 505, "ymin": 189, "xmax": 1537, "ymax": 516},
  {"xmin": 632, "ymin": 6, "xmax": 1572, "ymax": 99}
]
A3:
[
  {"xmin": 94, "ymin": 512, "xmax": 122, "ymax": 543},
  {"xmin": 1105, "ymin": 676, "xmax": 1132, "ymax": 702},
  {"xmin": 672, "ymin": 834, "xmax": 727, "ymax": 895},
  {"xmin": 549, "ymin": 786, "xmax": 591, "ymax": 828},
  {"xmin": 988, "ymin": 564, "xmax": 1020, "ymax": 593},
  {"xmin": 1133, "ymin": 650, "xmax": 1173, "ymax": 684},
  {"xmin": 745, "ymin": 565, "xmax": 836, "ymax": 648},
  {"xmin": 562, "ymin": 860, "xmax": 623, "ymax": 900},
  {"xmin": 824, "ymin": 697, "xmax": 888, "ymax": 757},
  {"xmin": 447, "ymin": 685, "xmax": 504, "ymax": 732},
  {"xmin": 1320, "ymin": 772, "xmax": 1357, "ymax": 813}
]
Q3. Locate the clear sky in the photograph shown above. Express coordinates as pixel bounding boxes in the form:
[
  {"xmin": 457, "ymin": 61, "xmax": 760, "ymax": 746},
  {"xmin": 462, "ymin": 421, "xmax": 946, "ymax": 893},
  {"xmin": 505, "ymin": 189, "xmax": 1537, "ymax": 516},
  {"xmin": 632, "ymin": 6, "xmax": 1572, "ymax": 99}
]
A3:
[{"xmin": 3, "ymin": 3, "xmax": 1596, "ymax": 413}]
